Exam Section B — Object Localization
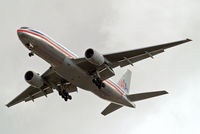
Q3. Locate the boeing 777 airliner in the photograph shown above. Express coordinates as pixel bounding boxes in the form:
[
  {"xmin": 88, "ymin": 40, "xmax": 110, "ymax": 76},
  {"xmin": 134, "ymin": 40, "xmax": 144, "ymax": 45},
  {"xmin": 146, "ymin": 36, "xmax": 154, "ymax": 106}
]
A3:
[{"xmin": 7, "ymin": 27, "xmax": 192, "ymax": 115}]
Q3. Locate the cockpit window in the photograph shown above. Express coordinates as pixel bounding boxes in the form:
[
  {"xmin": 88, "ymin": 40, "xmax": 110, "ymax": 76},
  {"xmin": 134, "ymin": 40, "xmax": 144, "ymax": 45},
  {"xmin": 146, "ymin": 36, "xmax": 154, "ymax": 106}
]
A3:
[{"xmin": 20, "ymin": 27, "xmax": 29, "ymax": 29}]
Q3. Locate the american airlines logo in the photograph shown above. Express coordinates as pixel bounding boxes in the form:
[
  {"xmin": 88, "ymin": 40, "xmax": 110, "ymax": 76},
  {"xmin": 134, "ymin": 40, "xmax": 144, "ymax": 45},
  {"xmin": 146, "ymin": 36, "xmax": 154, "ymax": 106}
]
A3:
[{"xmin": 121, "ymin": 80, "xmax": 128, "ymax": 92}]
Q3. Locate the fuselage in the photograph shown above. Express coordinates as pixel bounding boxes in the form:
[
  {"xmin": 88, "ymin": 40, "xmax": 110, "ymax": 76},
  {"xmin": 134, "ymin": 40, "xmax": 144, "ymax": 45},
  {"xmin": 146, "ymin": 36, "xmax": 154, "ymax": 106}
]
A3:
[{"xmin": 17, "ymin": 27, "xmax": 133, "ymax": 107}]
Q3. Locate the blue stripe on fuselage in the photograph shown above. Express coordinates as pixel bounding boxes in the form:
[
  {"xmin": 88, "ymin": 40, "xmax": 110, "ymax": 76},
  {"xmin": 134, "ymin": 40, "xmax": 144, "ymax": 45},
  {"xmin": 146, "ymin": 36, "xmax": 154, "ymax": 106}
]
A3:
[
  {"xmin": 107, "ymin": 79, "xmax": 126, "ymax": 94},
  {"xmin": 28, "ymin": 29, "xmax": 78, "ymax": 58}
]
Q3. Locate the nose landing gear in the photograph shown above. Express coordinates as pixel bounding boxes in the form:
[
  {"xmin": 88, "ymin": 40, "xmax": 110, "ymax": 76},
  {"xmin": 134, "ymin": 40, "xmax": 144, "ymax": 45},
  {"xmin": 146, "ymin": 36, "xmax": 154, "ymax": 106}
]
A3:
[
  {"xmin": 25, "ymin": 43, "xmax": 34, "ymax": 57},
  {"xmin": 28, "ymin": 52, "xmax": 34, "ymax": 57}
]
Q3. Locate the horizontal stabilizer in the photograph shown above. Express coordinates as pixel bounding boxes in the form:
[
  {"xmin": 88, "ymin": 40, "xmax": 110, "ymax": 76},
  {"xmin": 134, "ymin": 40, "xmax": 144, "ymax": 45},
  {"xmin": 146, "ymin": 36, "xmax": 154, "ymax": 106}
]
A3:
[
  {"xmin": 127, "ymin": 90, "xmax": 168, "ymax": 102},
  {"xmin": 101, "ymin": 103, "xmax": 122, "ymax": 116}
]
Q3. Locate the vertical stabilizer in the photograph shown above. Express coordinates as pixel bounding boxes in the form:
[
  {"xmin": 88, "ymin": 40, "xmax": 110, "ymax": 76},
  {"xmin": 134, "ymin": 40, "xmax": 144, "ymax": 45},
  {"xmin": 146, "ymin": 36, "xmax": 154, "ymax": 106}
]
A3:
[{"xmin": 118, "ymin": 69, "xmax": 132, "ymax": 94}]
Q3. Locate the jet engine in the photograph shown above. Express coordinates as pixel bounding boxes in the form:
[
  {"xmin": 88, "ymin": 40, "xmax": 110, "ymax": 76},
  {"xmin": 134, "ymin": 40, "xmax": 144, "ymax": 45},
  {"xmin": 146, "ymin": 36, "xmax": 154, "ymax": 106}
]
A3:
[
  {"xmin": 85, "ymin": 48, "xmax": 105, "ymax": 66},
  {"xmin": 24, "ymin": 71, "xmax": 44, "ymax": 88}
]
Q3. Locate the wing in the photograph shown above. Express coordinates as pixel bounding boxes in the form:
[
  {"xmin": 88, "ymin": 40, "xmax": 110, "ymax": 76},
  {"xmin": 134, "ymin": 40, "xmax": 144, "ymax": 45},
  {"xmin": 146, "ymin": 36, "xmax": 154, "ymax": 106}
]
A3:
[
  {"xmin": 73, "ymin": 39, "xmax": 191, "ymax": 73},
  {"xmin": 6, "ymin": 67, "xmax": 77, "ymax": 107},
  {"xmin": 104, "ymin": 39, "xmax": 191, "ymax": 67}
]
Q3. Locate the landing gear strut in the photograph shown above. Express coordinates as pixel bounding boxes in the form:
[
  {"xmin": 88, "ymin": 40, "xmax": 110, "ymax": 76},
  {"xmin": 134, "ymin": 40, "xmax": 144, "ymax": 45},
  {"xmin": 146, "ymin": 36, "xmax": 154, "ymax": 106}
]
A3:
[{"xmin": 92, "ymin": 78, "xmax": 105, "ymax": 89}]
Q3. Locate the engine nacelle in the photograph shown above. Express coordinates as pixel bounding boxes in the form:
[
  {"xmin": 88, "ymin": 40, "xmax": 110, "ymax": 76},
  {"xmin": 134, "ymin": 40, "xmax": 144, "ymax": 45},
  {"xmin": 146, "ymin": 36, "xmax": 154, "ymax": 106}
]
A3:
[
  {"xmin": 85, "ymin": 48, "xmax": 105, "ymax": 66},
  {"xmin": 24, "ymin": 71, "xmax": 44, "ymax": 88}
]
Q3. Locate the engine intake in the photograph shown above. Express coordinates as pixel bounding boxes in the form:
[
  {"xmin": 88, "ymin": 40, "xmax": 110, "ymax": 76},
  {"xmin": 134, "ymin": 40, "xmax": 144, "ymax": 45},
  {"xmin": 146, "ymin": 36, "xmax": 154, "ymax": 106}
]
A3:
[
  {"xmin": 85, "ymin": 48, "xmax": 104, "ymax": 66},
  {"xmin": 25, "ymin": 71, "xmax": 44, "ymax": 88}
]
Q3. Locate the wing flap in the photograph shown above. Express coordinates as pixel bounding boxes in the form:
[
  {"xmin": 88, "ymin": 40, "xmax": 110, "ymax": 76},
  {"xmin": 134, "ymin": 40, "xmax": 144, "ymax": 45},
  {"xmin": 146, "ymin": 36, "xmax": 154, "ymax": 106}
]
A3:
[
  {"xmin": 101, "ymin": 103, "xmax": 123, "ymax": 116},
  {"xmin": 6, "ymin": 86, "xmax": 41, "ymax": 107},
  {"xmin": 117, "ymin": 49, "xmax": 164, "ymax": 67},
  {"xmin": 25, "ymin": 87, "xmax": 53, "ymax": 102},
  {"xmin": 127, "ymin": 90, "xmax": 168, "ymax": 102}
]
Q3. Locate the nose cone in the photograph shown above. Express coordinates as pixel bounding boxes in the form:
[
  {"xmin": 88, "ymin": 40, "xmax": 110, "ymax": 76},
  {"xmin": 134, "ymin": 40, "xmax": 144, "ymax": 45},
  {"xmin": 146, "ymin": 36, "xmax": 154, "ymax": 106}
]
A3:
[
  {"xmin": 17, "ymin": 27, "xmax": 30, "ymax": 37},
  {"xmin": 17, "ymin": 27, "xmax": 30, "ymax": 45},
  {"xmin": 17, "ymin": 29, "xmax": 23, "ymax": 37}
]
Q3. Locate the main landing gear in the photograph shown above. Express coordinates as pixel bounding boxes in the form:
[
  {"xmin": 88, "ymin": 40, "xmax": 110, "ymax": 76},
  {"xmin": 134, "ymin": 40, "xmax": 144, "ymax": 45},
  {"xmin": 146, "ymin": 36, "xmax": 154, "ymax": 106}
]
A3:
[
  {"xmin": 58, "ymin": 90, "xmax": 72, "ymax": 101},
  {"xmin": 92, "ymin": 78, "xmax": 105, "ymax": 89}
]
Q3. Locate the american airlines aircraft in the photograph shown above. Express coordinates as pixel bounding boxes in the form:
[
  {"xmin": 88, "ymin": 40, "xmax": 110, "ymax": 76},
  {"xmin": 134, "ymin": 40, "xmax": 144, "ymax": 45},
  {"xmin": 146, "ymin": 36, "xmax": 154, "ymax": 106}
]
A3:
[{"xmin": 6, "ymin": 27, "xmax": 191, "ymax": 115}]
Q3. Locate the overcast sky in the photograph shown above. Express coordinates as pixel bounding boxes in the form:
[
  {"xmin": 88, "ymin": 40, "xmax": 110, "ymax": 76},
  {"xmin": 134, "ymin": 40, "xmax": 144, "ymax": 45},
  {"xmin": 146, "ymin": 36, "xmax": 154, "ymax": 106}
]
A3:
[{"xmin": 0, "ymin": 0, "xmax": 199, "ymax": 134}]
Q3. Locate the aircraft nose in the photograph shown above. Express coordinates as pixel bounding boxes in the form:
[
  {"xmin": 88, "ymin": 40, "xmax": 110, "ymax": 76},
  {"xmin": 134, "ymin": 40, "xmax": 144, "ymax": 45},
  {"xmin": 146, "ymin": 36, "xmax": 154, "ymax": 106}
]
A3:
[
  {"xmin": 17, "ymin": 27, "xmax": 32, "ymax": 39},
  {"xmin": 17, "ymin": 29, "xmax": 23, "ymax": 37},
  {"xmin": 17, "ymin": 27, "xmax": 30, "ymax": 37},
  {"xmin": 17, "ymin": 28, "xmax": 31, "ymax": 45}
]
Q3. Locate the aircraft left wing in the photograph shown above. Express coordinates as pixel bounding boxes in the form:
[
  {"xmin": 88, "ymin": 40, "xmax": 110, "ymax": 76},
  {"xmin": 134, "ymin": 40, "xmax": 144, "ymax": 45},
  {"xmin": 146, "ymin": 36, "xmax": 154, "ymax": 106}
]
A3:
[
  {"xmin": 6, "ymin": 67, "xmax": 77, "ymax": 107},
  {"xmin": 73, "ymin": 39, "xmax": 191, "ymax": 80}
]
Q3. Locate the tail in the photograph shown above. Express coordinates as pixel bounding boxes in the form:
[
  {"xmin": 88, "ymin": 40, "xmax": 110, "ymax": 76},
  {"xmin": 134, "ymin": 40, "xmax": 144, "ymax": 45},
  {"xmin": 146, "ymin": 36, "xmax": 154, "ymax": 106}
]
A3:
[
  {"xmin": 101, "ymin": 70, "xmax": 168, "ymax": 116},
  {"xmin": 117, "ymin": 69, "xmax": 132, "ymax": 94}
]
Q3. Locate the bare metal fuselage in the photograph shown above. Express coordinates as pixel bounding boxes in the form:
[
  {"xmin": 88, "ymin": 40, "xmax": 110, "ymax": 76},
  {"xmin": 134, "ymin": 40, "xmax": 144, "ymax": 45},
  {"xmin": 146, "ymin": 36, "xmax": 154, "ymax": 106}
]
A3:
[{"xmin": 17, "ymin": 28, "xmax": 133, "ymax": 108}]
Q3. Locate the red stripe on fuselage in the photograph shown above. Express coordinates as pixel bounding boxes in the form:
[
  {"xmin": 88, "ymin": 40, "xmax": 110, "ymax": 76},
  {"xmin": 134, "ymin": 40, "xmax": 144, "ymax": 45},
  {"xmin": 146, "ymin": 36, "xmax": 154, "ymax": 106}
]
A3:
[
  {"xmin": 105, "ymin": 80, "xmax": 123, "ymax": 95},
  {"xmin": 17, "ymin": 29, "xmax": 74, "ymax": 58}
]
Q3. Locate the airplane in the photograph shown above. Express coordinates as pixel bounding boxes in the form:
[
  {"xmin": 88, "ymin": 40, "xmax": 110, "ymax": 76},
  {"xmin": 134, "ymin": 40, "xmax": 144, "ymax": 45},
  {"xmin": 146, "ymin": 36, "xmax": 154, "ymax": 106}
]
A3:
[{"xmin": 6, "ymin": 27, "xmax": 192, "ymax": 115}]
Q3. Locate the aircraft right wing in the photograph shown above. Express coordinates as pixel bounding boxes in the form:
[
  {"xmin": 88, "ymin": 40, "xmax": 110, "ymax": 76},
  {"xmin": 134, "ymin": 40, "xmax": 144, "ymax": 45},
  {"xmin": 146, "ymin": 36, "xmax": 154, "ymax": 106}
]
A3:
[
  {"xmin": 6, "ymin": 67, "xmax": 77, "ymax": 107},
  {"xmin": 6, "ymin": 86, "xmax": 53, "ymax": 107}
]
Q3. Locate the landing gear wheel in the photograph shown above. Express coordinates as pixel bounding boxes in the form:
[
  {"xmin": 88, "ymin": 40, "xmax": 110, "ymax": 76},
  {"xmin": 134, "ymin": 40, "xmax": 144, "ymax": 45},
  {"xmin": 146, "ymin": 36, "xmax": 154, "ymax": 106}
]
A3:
[
  {"xmin": 68, "ymin": 95, "xmax": 72, "ymax": 100},
  {"xmin": 102, "ymin": 83, "xmax": 105, "ymax": 88},
  {"xmin": 98, "ymin": 84, "xmax": 101, "ymax": 89},
  {"xmin": 63, "ymin": 90, "xmax": 68, "ymax": 96},
  {"xmin": 92, "ymin": 79, "xmax": 96, "ymax": 83},
  {"xmin": 29, "ymin": 52, "xmax": 34, "ymax": 57},
  {"xmin": 59, "ymin": 91, "xmax": 62, "ymax": 96},
  {"xmin": 64, "ymin": 97, "xmax": 68, "ymax": 101},
  {"xmin": 58, "ymin": 88, "xmax": 72, "ymax": 101}
]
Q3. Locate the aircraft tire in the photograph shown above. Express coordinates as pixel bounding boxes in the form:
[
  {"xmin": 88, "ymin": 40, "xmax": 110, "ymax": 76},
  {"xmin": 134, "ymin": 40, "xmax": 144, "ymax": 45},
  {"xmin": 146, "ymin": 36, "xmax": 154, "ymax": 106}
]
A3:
[
  {"xmin": 102, "ymin": 83, "xmax": 105, "ymax": 88},
  {"xmin": 68, "ymin": 95, "xmax": 72, "ymax": 100},
  {"xmin": 64, "ymin": 97, "xmax": 68, "ymax": 101},
  {"xmin": 28, "ymin": 52, "xmax": 34, "ymax": 57},
  {"xmin": 58, "ymin": 91, "xmax": 62, "ymax": 96}
]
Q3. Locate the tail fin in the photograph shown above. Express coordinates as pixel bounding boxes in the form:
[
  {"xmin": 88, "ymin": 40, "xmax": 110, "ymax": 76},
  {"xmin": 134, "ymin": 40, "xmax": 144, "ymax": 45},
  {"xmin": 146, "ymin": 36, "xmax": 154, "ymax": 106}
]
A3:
[{"xmin": 118, "ymin": 69, "xmax": 132, "ymax": 94}]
